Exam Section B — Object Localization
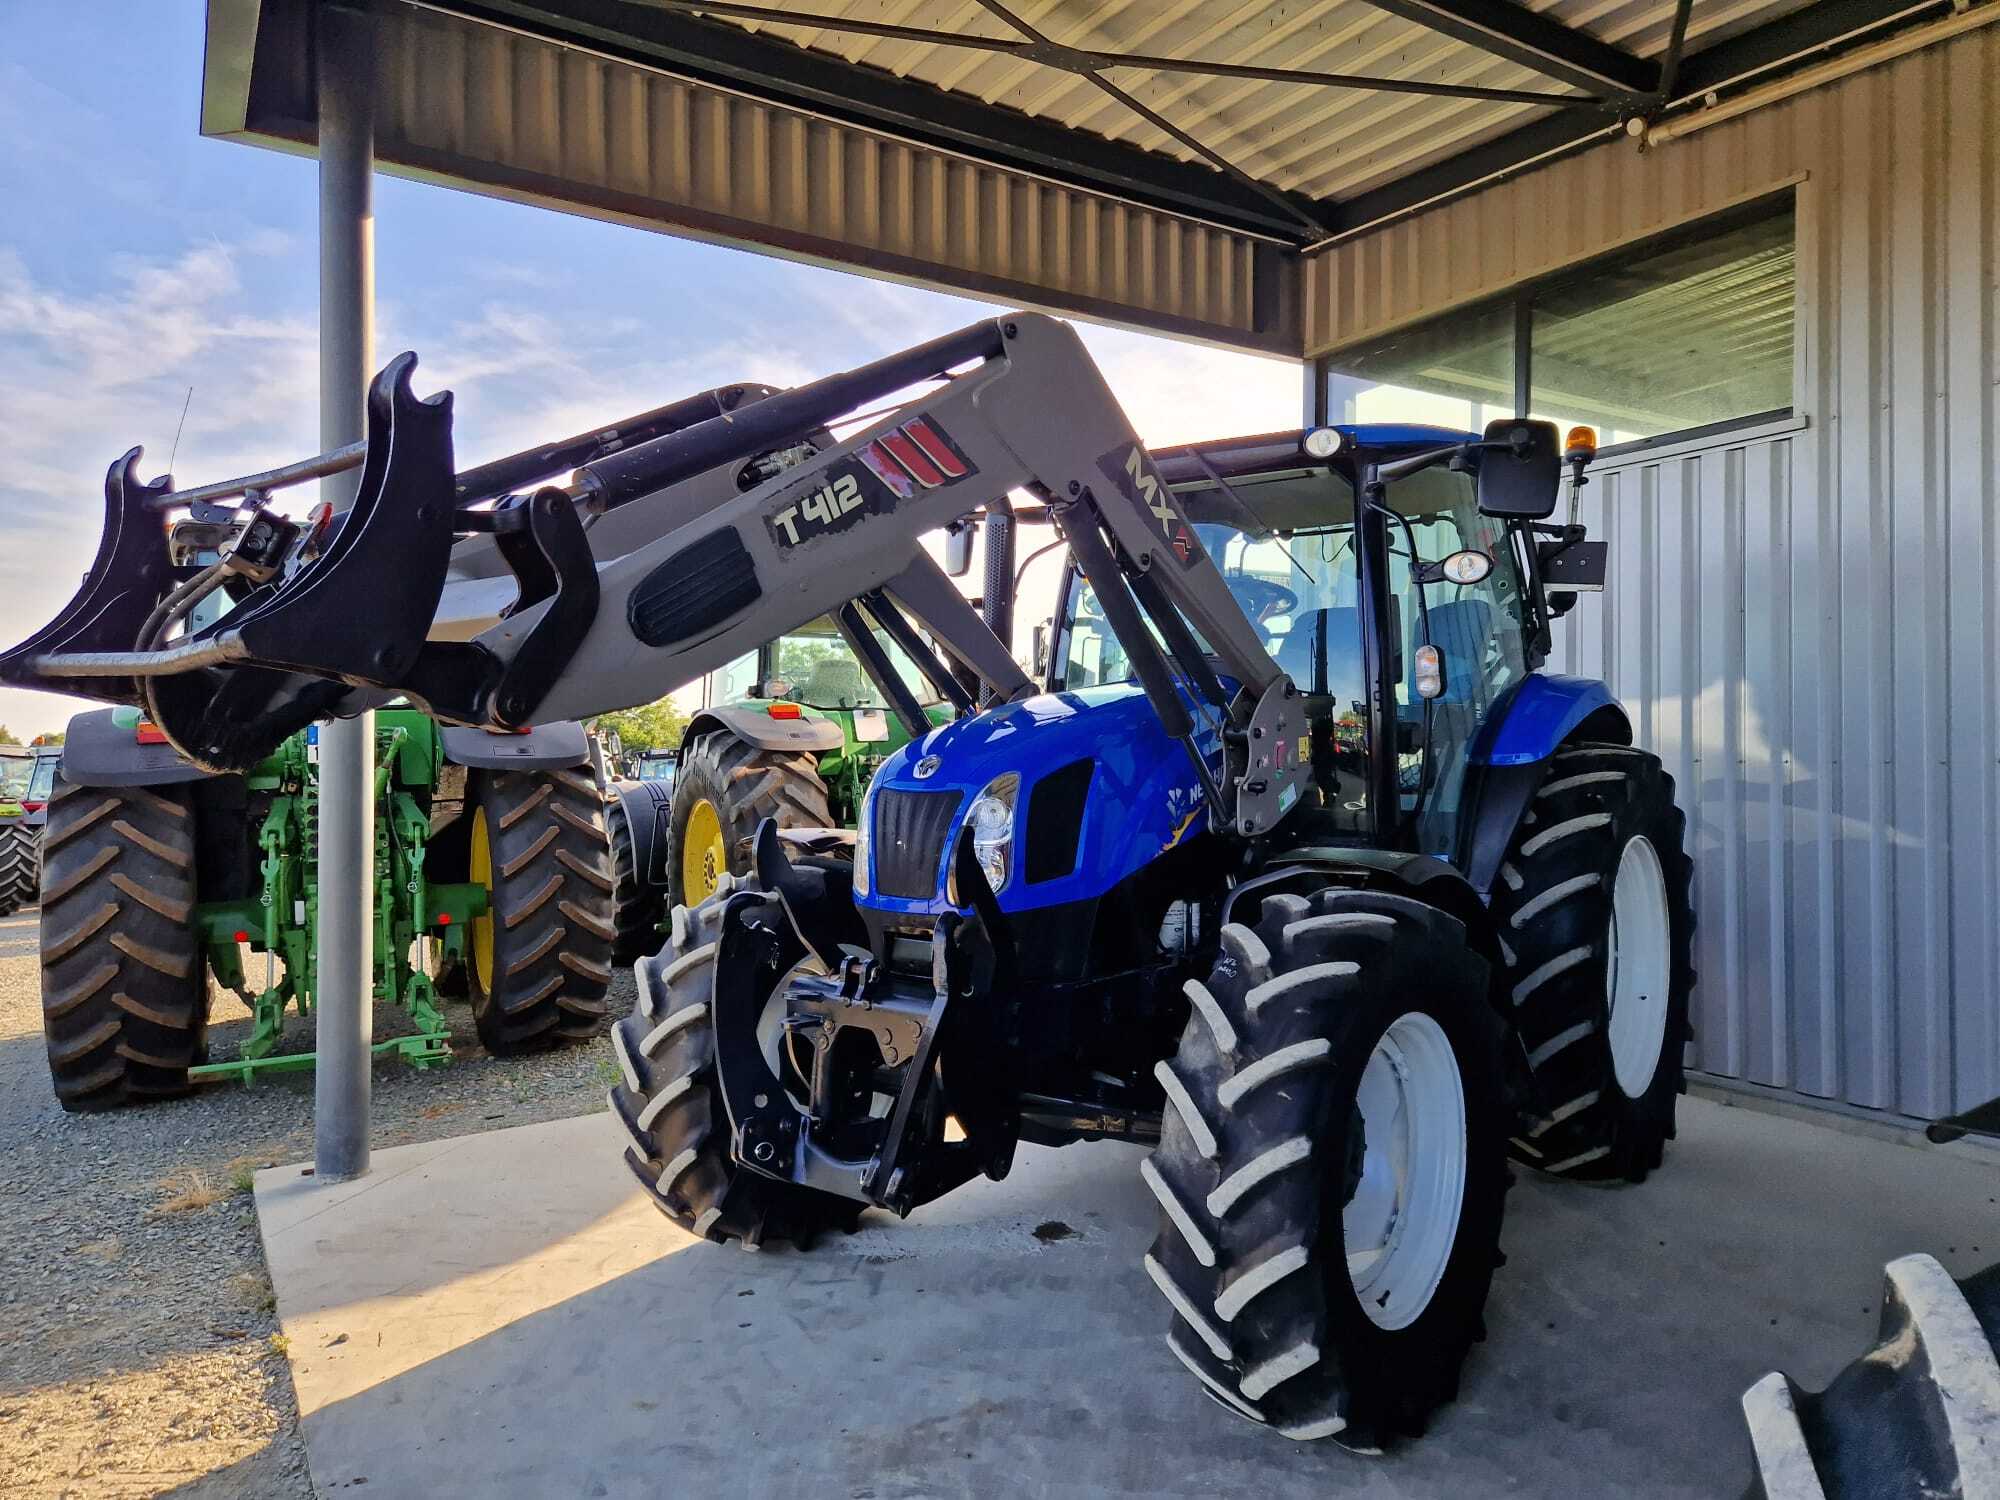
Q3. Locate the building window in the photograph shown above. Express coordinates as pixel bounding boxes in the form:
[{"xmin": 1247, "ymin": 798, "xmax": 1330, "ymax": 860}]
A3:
[{"xmin": 1321, "ymin": 195, "xmax": 1796, "ymax": 451}]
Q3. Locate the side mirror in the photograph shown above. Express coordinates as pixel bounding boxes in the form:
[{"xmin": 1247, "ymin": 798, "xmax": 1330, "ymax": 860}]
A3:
[
  {"xmin": 942, "ymin": 523, "xmax": 975, "ymax": 578},
  {"xmin": 1032, "ymin": 621, "xmax": 1051, "ymax": 677},
  {"xmin": 1476, "ymin": 418, "xmax": 1562, "ymax": 519}
]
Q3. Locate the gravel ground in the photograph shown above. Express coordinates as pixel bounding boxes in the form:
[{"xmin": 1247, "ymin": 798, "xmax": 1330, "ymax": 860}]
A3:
[{"xmin": 0, "ymin": 909, "xmax": 635, "ymax": 1498}]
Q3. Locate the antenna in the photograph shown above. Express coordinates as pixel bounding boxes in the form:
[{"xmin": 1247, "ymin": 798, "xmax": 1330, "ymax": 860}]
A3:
[{"xmin": 167, "ymin": 386, "xmax": 194, "ymax": 476}]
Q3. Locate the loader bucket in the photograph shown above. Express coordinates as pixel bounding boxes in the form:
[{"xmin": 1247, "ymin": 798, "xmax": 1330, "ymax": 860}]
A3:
[{"xmin": 0, "ymin": 354, "xmax": 460, "ymax": 773}]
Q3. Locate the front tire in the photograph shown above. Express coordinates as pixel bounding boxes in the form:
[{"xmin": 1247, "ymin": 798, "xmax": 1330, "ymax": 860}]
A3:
[
  {"xmin": 669, "ymin": 730, "xmax": 832, "ymax": 907},
  {"xmin": 39, "ymin": 780, "xmax": 208, "ymax": 1111},
  {"xmin": 1742, "ymin": 1254, "xmax": 2000, "ymax": 1498},
  {"xmin": 1490, "ymin": 742, "xmax": 1695, "ymax": 1182},
  {"xmin": 608, "ymin": 883, "xmax": 861, "ymax": 1248},
  {"xmin": 1142, "ymin": 888, "xmax": 1508, "ymax": 1449},
  {"xmin": 466, "ymin": 768, "xmax": 617, "ymax": 1053}
]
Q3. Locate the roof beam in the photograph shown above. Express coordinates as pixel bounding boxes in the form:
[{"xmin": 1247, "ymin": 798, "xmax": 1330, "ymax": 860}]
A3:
[
  {"xmin": 430, "ymin": 0, "xmax": 1325, "ymax": 240},
  {"xmin": 1352, "ymin": 0, "xmax": 1658, "ymax": 101},
  {"xmin": 1317, "ymin": 0, "xmax": 1946, "ymax": 240},
  {"xmin": 667, "ymin": 1, "xmax": 1609, "ymax": 109}
]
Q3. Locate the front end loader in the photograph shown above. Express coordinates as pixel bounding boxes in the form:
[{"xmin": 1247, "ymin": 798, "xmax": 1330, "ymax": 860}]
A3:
[{"xmin": 0, "ymin": 313, "xmax": 1725, "ymax": 1452}]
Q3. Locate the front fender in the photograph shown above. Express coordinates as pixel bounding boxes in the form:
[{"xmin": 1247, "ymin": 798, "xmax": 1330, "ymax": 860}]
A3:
[
  {"xmin": 440, "ymin": 719, "xmax": 589, "ymax": 771},
  {"xmin": 57, "ymin": 708, "xmax": 219, "ymax": 788},
  {"xmin": 686, "ymin": 705, "xmax": 844, "ymax": 756}
]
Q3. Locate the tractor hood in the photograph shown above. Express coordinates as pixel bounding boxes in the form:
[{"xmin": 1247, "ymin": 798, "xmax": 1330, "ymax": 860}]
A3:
[{"xmin": 855, "ymin": 683, "xmax": 1221, "ymax": 918}]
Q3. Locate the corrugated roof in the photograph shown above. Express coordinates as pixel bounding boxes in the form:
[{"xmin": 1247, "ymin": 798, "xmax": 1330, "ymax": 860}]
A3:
[{"xmin": 694, "ymin": 0, "xmax": 1814, "ymax": 202}]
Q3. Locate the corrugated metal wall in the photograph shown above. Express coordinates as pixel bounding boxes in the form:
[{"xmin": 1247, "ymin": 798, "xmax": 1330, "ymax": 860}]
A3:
[
  {"xmin": 1529, "ymin": 25, "xmax": 1999, "ymax": 1119},
  {"xmin": 222, "ymin": 0, "xmax": 1297, "ymax": 352}
]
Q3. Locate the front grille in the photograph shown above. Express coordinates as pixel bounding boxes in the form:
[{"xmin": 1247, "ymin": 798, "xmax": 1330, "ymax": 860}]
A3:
[{"xmin": 872, "ymin": 787, "xmax": 963, "ymax": 900}]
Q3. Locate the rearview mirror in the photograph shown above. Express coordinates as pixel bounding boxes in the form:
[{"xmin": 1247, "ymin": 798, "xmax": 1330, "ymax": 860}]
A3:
[
  {"xmin": 1476, "ymin": 419, "xmax": 1561, "ymax": 519},
  {"xmin": 942, "ymin": 524, "xmax": 975, "ymax": 578}
]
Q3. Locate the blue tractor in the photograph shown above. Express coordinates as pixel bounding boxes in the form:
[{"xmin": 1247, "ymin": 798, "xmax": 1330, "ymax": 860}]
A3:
[{"xmin": 1, "ymin": 312, "xmax": 1694, "ymax": 1451}]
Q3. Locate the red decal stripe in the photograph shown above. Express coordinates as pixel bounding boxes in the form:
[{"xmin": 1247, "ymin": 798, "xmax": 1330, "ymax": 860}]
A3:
[
  {"xmin": 857, "ymin": 441, "xmax": 916, "ymax": 498},
  {"xmin": 901, "ymin": 418, "xmax": 969, "ymax": 478},
  {"xmin": 877, "ymin": 430, "xmax": 945, "ymax": 488}
]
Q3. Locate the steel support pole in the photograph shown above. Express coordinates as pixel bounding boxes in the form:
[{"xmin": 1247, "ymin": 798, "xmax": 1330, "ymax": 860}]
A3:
[{"xmin": 313, "ymin": 5, "xmax": 376, "ymax": 1183}]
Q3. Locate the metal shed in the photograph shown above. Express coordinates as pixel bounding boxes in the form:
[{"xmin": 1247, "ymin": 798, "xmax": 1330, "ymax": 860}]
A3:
[{"xmin": 202, "ymin": 0, "xmax": 1998, "ymax": 1136}]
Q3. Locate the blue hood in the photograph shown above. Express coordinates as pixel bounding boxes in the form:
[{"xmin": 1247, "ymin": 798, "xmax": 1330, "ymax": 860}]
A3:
[{"xmin": 857, "ymin": 683, "xmax": 1220, "ymax": 917}]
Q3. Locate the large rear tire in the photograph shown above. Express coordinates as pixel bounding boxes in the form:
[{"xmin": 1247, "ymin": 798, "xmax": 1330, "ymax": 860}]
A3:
[
  {"xmin": 466, "ymin": 768, "xmax": 617, "ymax": 1053},
  {"xmin": 0, "ymin": 820, "xmax": 38, "ymax": 916},
  {"xmin": 609, "ymin": 883, "xmax": 862, "ymax": 1249},
  {"xmin": 668, "ymin": 730, "xmax": 832, "ymax": 908},
  {"xmin": 1490, "ymin": 741, "xmax": 1695, "ymax": 1182},
  {"xmin": 1742, "ymin": 1254, "xmax": 1999, "ymax": 1499},
  {"xmin": 1142, "ymin": 888, "xmax": 1509, "ymax": 1449},
  {"xmin": 39, "ymin": 780, "xmax": 208, "ymax": 1111}
]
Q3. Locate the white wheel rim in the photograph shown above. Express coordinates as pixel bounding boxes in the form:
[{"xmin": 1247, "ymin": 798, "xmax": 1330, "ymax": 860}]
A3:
[
  {"xmin": 1344, "ymin": 1011, "xmax": 1467, "ymax": 1332},
  {"xmin": 1606, "ymin": 835, "xmax": 1672, "ymax": 1099}
]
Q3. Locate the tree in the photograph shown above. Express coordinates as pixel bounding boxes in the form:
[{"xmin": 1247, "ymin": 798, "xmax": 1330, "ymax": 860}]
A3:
[{"xmin": 592, "ymin": 698, "xmax": 689, "ymax": 754}]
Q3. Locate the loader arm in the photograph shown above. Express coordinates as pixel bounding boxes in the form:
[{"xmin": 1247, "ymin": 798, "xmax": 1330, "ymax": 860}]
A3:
[{"xmin": 3, "ymin": 313, "xmax": 1306, "ymax": 837}]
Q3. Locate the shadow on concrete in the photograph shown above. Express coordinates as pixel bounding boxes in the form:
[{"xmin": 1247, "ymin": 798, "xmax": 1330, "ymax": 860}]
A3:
[{"xmin": 265, "ymin": 1101, "xmax": 1999, "ymax": 1499}]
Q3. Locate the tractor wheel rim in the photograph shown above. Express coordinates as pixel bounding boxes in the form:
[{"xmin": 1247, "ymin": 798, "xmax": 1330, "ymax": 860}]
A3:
[
  {"xmin": 682, "ymin": 798, "xmax": 725, "ymax": 904},
  {"xmin": 1607, "ymin": 834, "xmax": 1672, "ymax": 1099},
  {"xmin": 1344, "ymin": 1010, "xmax": 1467, "ymax": 1332},
  {"xmin": 469, "ymin": 806, "xmax": 496, "ymax": 995}
]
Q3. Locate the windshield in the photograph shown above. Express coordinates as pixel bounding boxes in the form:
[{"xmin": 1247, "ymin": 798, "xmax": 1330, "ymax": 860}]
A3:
[
  {"xmin": 711, "ymin": 616, "xmax": 948, "ymax": 713},
  {"xmin": 637, "ymin": 758, "xmax": 675, "ymax": 783},
  {"xmin": 0, "ymin": 755, "xmax": 30, "ymax": 801},
  {"xmin": 1059, "ymin": 456, "xmax": 1529, "ymax": 853}
]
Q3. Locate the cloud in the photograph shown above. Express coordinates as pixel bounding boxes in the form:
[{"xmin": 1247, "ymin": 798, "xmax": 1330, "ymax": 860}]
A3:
[{"xmin": 0, "ymin": 229, "xmax": 1305, "ymax": 739}]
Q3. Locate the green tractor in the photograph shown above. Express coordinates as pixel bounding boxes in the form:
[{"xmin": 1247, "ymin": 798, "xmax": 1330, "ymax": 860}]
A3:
[
  {"xmin": 604, "ymin": 615, "xmax": 955, "ymax": 964},
  {"xmin": 38, "ymin": 704, "xmax": 616, "ymax": 1111}
]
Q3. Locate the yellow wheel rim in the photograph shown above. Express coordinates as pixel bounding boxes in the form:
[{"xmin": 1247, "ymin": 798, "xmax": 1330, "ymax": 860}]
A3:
[
  {"xmin": 469, "ymin": 806, "xmax": 496, "ymax": 993},
  {"xmin": 681, "ymin": 797, "xmax": 726, "ymax": 903}
]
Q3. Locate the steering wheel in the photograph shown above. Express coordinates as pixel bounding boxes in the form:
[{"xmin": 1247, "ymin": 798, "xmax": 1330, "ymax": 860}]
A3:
[{"xmin": 1227, "ymin": 575, "xmax": 1299, "ymax": 624}]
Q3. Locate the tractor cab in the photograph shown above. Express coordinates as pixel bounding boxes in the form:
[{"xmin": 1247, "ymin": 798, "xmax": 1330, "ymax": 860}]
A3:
[{"xmin": 1051, "ymin": 423, "xmax": 1595, "ymax": 870}]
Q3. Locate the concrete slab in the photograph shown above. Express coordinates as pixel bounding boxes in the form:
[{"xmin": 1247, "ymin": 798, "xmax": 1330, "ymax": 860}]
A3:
[{"xmin": 256, "ymin": 1098, "xmax": 2000, "ymax": 1499}]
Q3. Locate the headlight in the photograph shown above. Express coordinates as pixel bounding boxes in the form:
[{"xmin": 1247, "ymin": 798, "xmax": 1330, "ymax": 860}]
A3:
[
  {"xmin": 852, "ymin": 780, "xmax": 874, "ymax": 897},
  {"xmin": 949, "ymin": 772, "xmax": 1019, "ymax": 902}
]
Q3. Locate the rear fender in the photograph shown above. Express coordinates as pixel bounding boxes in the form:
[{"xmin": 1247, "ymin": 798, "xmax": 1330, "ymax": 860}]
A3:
[
  {"xmin": 685, "ymin": 705, "xmax": 843, "ymax": 756},
  {"xmin": 440, "ymin": 719, "xmax": 589, "ymax": 771},
  {"xmin": 1471, "ymin": 675, "xmax": 1630, "ymax": 767},
  {"xmin": 56, "ymin": 708, "xmax": 219, "ymax": 788}
]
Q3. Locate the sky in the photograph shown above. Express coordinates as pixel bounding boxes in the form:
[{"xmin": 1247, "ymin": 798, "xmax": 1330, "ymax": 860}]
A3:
[{"xmin": 0, "ymin": 2, "xmax": 1302, "ymax": 741}]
